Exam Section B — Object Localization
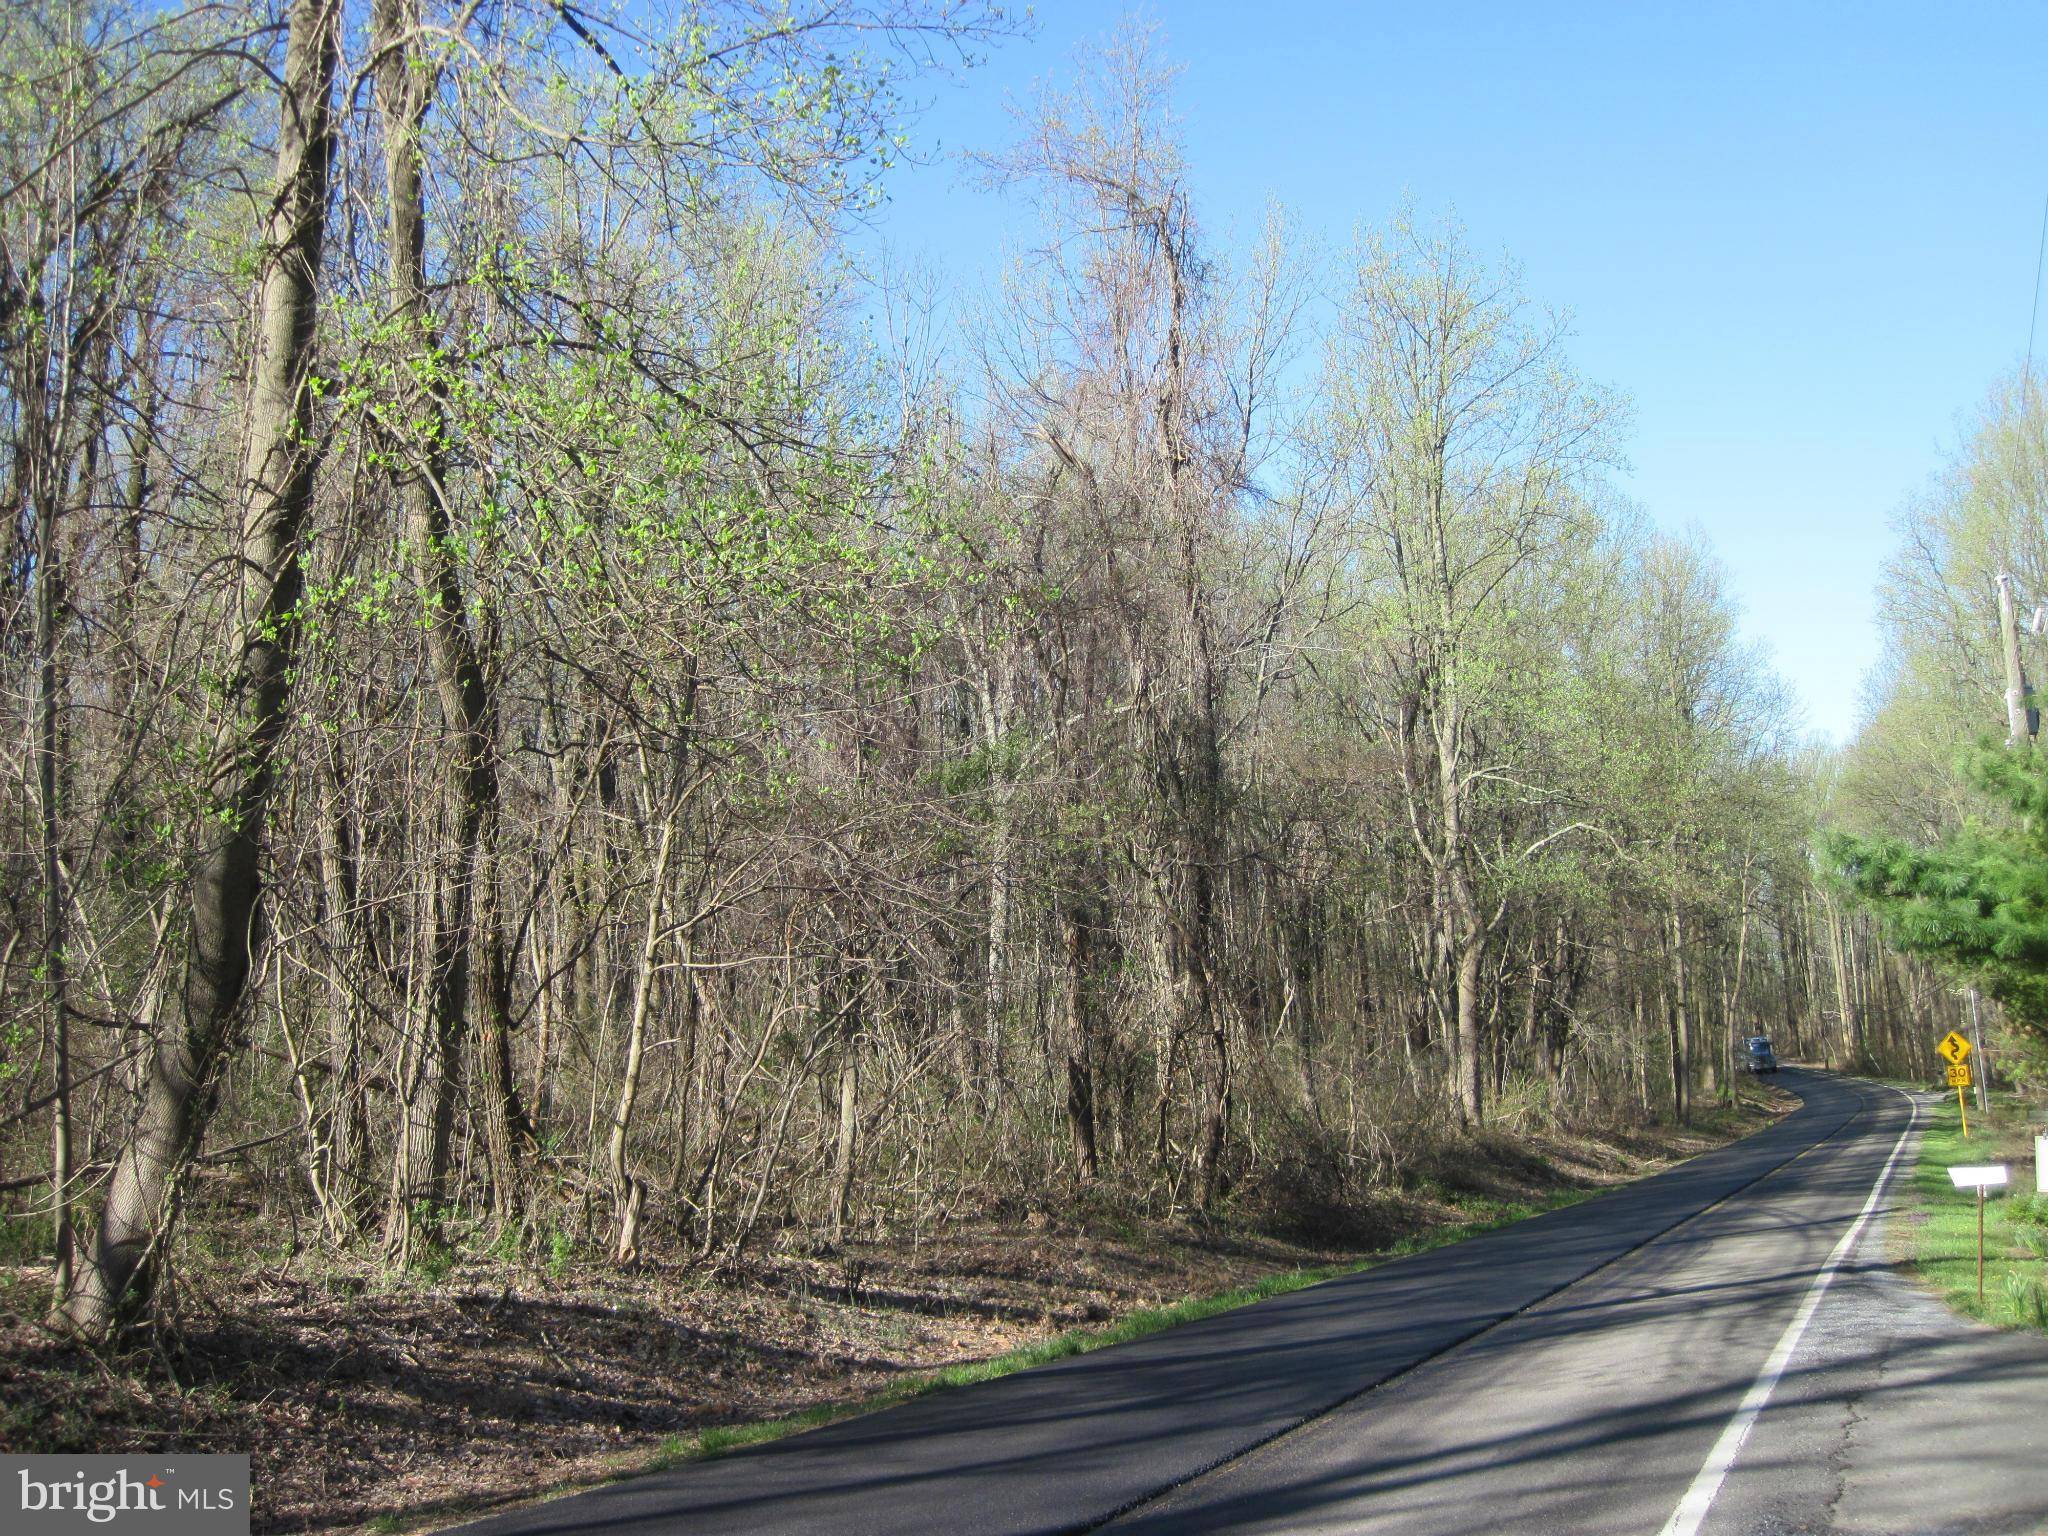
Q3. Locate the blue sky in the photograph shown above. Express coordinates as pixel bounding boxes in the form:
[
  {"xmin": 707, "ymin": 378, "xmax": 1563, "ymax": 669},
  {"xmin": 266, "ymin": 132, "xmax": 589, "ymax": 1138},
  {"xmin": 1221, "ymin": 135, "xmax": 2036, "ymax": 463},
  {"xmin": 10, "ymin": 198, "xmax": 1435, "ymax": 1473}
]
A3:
[{"xmin": 850, "ymin": 1, "xmax": 2048, "ymax": 743}]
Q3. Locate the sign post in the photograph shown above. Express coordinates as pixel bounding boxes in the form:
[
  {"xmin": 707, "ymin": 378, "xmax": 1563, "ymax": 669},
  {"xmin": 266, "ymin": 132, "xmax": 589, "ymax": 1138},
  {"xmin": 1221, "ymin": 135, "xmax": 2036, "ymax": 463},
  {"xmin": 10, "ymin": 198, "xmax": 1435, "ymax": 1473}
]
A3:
[
  {"xmin": 1949, "ymin": 1163, "xmax": 2009, "ymax": 1302},
  {"xmin": 1937, "ymin": 1031, "xmax": 1974, "ymax": 1136}
]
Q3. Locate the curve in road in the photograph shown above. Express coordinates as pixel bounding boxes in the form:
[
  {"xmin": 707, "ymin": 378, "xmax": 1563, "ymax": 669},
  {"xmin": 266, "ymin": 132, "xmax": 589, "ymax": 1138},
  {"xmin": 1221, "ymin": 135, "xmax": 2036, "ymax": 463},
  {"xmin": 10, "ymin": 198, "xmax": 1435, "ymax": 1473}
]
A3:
[{"xmin": 449, "ymin": 1071, "xmax": 2047, "ymax": 1536}]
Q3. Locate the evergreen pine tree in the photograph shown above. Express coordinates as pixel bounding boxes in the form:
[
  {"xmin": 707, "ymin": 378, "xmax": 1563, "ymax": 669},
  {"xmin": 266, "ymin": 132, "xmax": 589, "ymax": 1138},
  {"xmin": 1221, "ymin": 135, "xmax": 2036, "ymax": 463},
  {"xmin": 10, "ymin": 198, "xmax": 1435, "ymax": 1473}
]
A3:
[{"xmin": 1827, "ymin": 739, "xmax": 2048, "ymax": 1070}]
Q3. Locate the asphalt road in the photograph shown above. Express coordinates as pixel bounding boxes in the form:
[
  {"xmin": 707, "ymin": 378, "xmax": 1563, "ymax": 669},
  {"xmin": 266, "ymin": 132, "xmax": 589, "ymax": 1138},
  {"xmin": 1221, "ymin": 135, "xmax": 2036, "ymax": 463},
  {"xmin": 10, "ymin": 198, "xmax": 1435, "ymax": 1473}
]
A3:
[{"xmin": 453, "ymin": 1071, "xmax": 2048, "ymax": 1536}]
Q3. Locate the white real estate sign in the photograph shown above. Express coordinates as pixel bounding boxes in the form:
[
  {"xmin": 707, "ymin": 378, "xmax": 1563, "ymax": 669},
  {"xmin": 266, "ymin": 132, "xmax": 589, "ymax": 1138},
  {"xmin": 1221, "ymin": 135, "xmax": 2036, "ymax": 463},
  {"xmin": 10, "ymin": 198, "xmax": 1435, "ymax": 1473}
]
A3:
[{"xmin": 1948, "ymin": 1164, "xmax": 2009, "ymax": 1191}]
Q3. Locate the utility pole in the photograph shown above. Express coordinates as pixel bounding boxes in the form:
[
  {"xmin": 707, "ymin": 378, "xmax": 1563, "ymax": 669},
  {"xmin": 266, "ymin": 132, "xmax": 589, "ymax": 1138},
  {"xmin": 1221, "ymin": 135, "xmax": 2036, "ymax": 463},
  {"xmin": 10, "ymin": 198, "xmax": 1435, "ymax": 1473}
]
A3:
[
  {"xmin": 1996, "ymin": 572, "xmax": 2036, "ymax": 745},
  {"xmin": 1979, "ymin": 576, "xmax": 2029, "ymax": 1118},
  {"xmin": 1966, "ymin": 987, "xmax": 1990, "ymax": 1114}
]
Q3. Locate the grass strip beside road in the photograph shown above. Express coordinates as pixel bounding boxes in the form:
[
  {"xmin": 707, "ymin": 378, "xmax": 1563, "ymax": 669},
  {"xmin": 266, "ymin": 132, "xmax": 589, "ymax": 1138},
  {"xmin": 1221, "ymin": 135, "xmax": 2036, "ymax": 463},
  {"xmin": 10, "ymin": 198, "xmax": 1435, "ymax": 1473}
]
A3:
[{"xmin": 1902, "ymin": 1092, "xmax": 2048, "ymax": 1331}]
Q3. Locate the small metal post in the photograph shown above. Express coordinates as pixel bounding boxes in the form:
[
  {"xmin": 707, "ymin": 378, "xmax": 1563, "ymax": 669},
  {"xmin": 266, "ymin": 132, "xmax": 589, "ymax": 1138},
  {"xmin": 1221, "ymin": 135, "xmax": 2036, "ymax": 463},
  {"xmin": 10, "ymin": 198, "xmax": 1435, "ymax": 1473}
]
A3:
[{"xmin": 1978, "ymin": 1187, "xmax": 1987, "ymax": 1304}]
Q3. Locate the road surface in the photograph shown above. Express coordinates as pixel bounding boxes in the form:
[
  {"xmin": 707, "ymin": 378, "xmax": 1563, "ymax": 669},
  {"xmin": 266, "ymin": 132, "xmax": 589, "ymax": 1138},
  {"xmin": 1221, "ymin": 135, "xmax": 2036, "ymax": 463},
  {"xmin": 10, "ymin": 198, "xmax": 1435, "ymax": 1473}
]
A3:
[{"xmin": 453, "ymin": 1071, "xmax": 2048, "ymax": 1536}]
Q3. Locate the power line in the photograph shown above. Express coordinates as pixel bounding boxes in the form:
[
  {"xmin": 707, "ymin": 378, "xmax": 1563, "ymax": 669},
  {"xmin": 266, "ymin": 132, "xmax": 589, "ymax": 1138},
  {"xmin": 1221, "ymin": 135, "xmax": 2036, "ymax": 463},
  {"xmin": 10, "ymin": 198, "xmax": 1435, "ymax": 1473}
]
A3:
[{"xmin": 2027, "ymin": 193, "xmax": 2048, "ymax": 385}]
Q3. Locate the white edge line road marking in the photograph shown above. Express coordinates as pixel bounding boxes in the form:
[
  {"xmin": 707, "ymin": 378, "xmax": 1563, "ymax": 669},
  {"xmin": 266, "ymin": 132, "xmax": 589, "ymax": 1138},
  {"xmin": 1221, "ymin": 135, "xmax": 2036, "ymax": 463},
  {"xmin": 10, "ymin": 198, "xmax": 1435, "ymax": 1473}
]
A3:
[{"xmin": 1657, "ymin": 1084, "xmax": 1920, "ymax": 1536}]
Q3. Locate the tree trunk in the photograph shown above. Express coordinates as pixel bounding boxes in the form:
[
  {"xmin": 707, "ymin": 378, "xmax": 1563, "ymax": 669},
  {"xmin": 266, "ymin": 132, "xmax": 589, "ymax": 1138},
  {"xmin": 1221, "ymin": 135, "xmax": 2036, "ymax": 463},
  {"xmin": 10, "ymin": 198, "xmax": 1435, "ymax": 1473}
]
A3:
[
  {"xmin": 373, "ymin": 0, "xmax": 511, "ymax": 1259},
  {"xmin": 473, "ymin": 906, "xmax": 532, "ymax": 1226},
  {"xmin": 34, "ymin": 395, "xmax": 71, "ymax": 1297},
  {"xmin": 1724, "ymin": 877, "xmax": 1752, "ymax": 1101},
  {"xmin": 1542, "ymin": 918, "xmax": 1572, "ymax": 1082},
  {"xmin": 1059, "ymin": 903, "xmax": 1099, "ymax": 1181},
  {"xmin": 1453, "ymin": 930, "xmax": 1485, "ymax": 1126},
  {"xmin": 830, "ymin": 967, "xmax": 862, "ymax": 1244},
  {"xmin": 609, "ymin": 809, "xmax": 679, "ymax": 1263},
  {"xmin": 1825, "ymin": 897, "xmax": 1860, "ymax": 1070},
  {"xmin": 57, "ymin": 0, "xmax": 340, "ymax": 1336},
  {"xmin": 1434, "ymin": 690, "xmax": 1486, "ymax": 1128},
  {"xmin": 314, "ymin": 750, "xmax": 368, "ymax": 1233},
  {"xmin": 1523, "ymin": 943, "xmax": 1546, "ymax": 1084},
  {"xmin": 980, "ymin": 661, "xmax": 1017, "ymax": 1108},
  {"xmin": 1668, "ymin": 904, "xmax": 1692, "ymax": 1124},
  {"xmin": 1632, "ymin": 981, "xmax": 1651, "ymax": 1115}
]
